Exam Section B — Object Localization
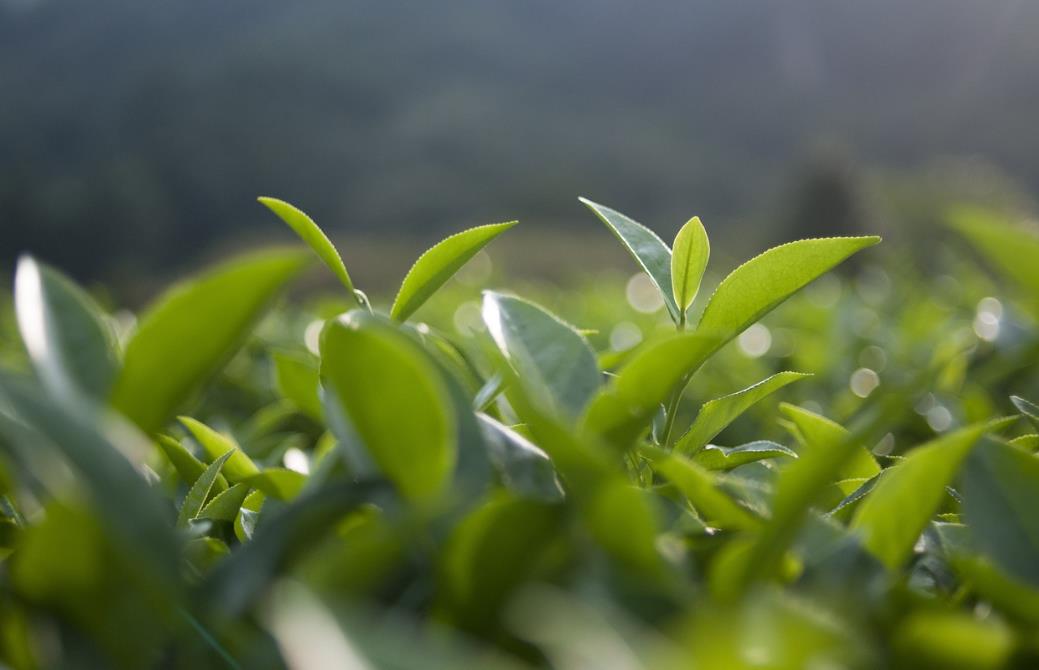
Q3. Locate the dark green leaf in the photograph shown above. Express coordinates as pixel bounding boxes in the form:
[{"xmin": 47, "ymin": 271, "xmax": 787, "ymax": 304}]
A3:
[
  {"xmin": 580, "ymin": 197, "xmax": 680, "ymax": 321},
  {"xmin": 482, "ymin": 292, "xmax": 600, "ymax": 420},
  {"xmin": 177, "ymin": 449, "xmax": 234, "ymax": 528},
  {"xmin": 961, "ymin": 437, "xmax": 1039, "ymax": 587}
]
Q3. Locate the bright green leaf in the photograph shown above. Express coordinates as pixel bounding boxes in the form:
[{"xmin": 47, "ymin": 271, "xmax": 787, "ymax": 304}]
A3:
[
  {"xmin": 948, "ymin": 206, "xmax": 1039, "ymax": 298},
  {"xmin": 320, "ymin": 311, "xmax": 456, "ymax": 502},
  {"xmin": 671, "ymin": 216, "xmax": 710, "ymax": 318},
  {"xmin": 643, "ymin": 446, "xmax": 761, "ymax": 531},
  {"xmin": 111, "ymin": 250, "xmax": 309, "ymax": 433},
  {"xmin": 179, "ymin": 417, "xmax": 260, "ymax": 483},
  {"xmin": 696, "ymin": 236, "xmax": 880, "ymax": 338},
  {"xmin": 674, "ymin": 372, "xmax": 810, "ymax": 456},
  {"xmin": 244, "ymin": 468, "xmax": 307, "ymax": 501},
  {"xmin": 390, "ymin": 221, "xmax": 517, "ymax": 322},
  {"xmin": 259, "ymin": 196, "xmax": 356, "ymax": 294},
  {"xmin": 156, "ymin": 434, "xmax": 228, "ymax": 493},
  {"xmin": 692, "ymin": 441, "xmax": 797, "ymax": 471},
  {"xmin": 198, "ymin": 483, "xmax": 251, "ymax": 522},
  {"xmin": 780, "ymin": 404, "xmax": 880, "ymax": 495}
]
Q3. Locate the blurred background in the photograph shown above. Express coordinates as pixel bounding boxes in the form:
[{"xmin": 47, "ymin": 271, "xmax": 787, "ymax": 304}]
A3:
[{"xmin": 3, "ymin": 0, "xmax": 1038, "ymax": 298}]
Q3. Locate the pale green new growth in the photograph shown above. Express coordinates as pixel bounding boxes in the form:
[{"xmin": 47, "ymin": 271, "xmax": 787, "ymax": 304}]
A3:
[
  {"xmin": 391, "ymin": 221, "xmax": 516, "ymax": 322},
  {"xmin": 671, "ymin": 216, "xmax": 710, "ymax": 322},
  {"xmin": 259, "ymin": 196, "xmax": 357, "ymax": 295}
]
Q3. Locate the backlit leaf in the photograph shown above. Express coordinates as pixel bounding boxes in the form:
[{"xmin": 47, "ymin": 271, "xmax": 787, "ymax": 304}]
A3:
[
  {"xmin": 111, "ymin": 250, "xmax": 309, "ymax": 433},
  {"xmin": 390, "ymin": 221, "xmax": 516, "ymax": 322}
]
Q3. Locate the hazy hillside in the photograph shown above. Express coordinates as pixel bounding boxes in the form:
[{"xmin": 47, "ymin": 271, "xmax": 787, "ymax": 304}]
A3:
[{"xmin": 3, "ymin": 0, "xmax": 1038, "ymax": 280}]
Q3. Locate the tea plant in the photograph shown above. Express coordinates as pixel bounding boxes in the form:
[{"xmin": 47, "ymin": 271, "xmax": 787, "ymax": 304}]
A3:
[{"xmin": 0, "ymin": 198, "xmax": 1038, "ymax": 669}]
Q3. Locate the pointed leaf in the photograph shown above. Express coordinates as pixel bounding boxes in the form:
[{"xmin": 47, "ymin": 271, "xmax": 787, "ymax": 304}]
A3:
[
  {"xmin": 482, "ymin": 292, "xmax": 600, "ymax": 420},
  {"xmin": 851, "ymin": 420, "xmax": 1005, "ymax": 570},
  {"xmin": 477, "ymin": 414, "xmax": 562, "ymax": 502},
  {"xmin": 696, "ymin": 236, "xmax": 880, "ymax": 338},
  {"xmin": 692, "ymin": 441, "xmax": 797, "ymax": 471},
  {"xmin": 674, "ymin": 372, "xmax": 810, "ymax": 456},
  {"xmin": 259, "ymin": 196, "xmax": 355, "ymax": 293},
  {"xmin": 320, "ymin": 311, "xmax": 456, "ymax": 502},
  {"xmin": 156, "ymin": 434, "xmax": 228, "ymax": 493},
  {"xmin": 111, "ymin": 250, "xmax": 309, "ymax": 433},
  {"xmin": 581, "ymin": 331, "xmax": 721, "ymax": 448},
  {"xmin": 780, "ymin": 404, "xmax": 880, "ymax": 495},
  {"xmin": 1011, "ymin": 395, "xmax": 1039, "ymax": 433},
  {"xmin": 643, "ymin": 446, "xmax": 761, "ymax": 530},
  {"xmin": 671, "ymin": 216, "xmax": 710, "ymax": 316},
  {"xmin": 177, "ymin": 450, "xmax": 234, "ymax": 528},
  {"xmin": 179, "ymin": 417, "xmax": 260, "ymax": 483},
  {"xmin": 198, "ymin": 483, "xmax": 251, "ymax": 522},
  {"xmin": 14, "ymin": 257, "xmax": 119, "ymax": 403},
  {"xmin": 962, "ymin": 437, "xmax": 1039, "ymax": 586},
  {"xmin": 390, "ymin": 221, "xmax": 516, "ymax": 322},
  {"xmin": 580, "ymin": 197, "xmax": 680, "ymax": 321}
]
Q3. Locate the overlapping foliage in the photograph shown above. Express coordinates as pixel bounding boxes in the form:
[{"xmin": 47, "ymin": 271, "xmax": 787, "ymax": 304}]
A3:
[{"xmin": 0, "ymin": 200, "xmax": 1038, "ymax": 668}]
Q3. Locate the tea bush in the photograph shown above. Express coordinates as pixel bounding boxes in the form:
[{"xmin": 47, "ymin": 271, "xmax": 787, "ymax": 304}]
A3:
[{"xmin": 0, "ymin": 199, "xmax": 1038, "ymax": 669}]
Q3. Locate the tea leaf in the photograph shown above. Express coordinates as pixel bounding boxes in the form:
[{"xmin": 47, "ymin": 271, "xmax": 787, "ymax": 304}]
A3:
[
  {"xmin": 961, "ymin": 437, "xmax": 1039, "ymax": 587},
  {"xmin": 674, "ymin": 372, "xmax": 810, "ymax": 456},
  {"xmin": 179, "ymin": 416, "xmax": 260, "ymax": 483},
  {"xmin": 696, "ymin": 236, "xmax": 880, "ymax": 339},
  {"xmin": 850, "ymin": 421, "xmax": 1003, "ymax": 570},
  {"xmin": 111, "ymin": 250, "xmax": 309, "ymax": 433},
  {"xmin": 272, "ymin": 350, "xmax": 323, "ymax": 422},
  {"xmin": 1011, "ymin": 395, "xmax": 1039, "ymax": 433},
  {"xmin": 244, "ymin": 468, "xmax": 307, "ymax": 501},
  {"xmin": 643, "ymin": 446, "xmax": 762, "ymax": 530},
  {"xmin": 259, "ymin": 196, "xmax": 356, "ymax": 294},
  {"xmin": 691, "ymin": 441, "xmax": 797, "ymax": 471},
  {"xmin": 156, "ymin": 434, "xmax": 228, "ymax": 493},
  {"xmin": 14, "ymin": 257, "xmax": 119, "ymax": 403},
  {"xmin": 948, "ymin": 206, "xmax": 1039, "ymax": 297},
  {"xmin": 198, "ymin": 483, "xmax": 251, "ymax": 522},
  {"xmin": 780, "ymin": 404, "xmax": 881, "ymax": 495},
  {"xmin": 580, "ymin": 197, "xmax": 680, "ymax": 321},
  {"xmin": 321, "ymin": 311, "xmax": 456, "ymax": 502},
  {"xmin": 177, "ymin": 450, "xmax": 234, "ymax": 528},
  {"xmin": 482, "ymin": 292, "xmax": 600, "ymax": 420},
  {"xmin": 671, "ymin": 216, "xmax": 710, "ymax": 318},
  {"xmin": 390, "ymin": 221, "xmax": 516, "ymax": 322}
]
